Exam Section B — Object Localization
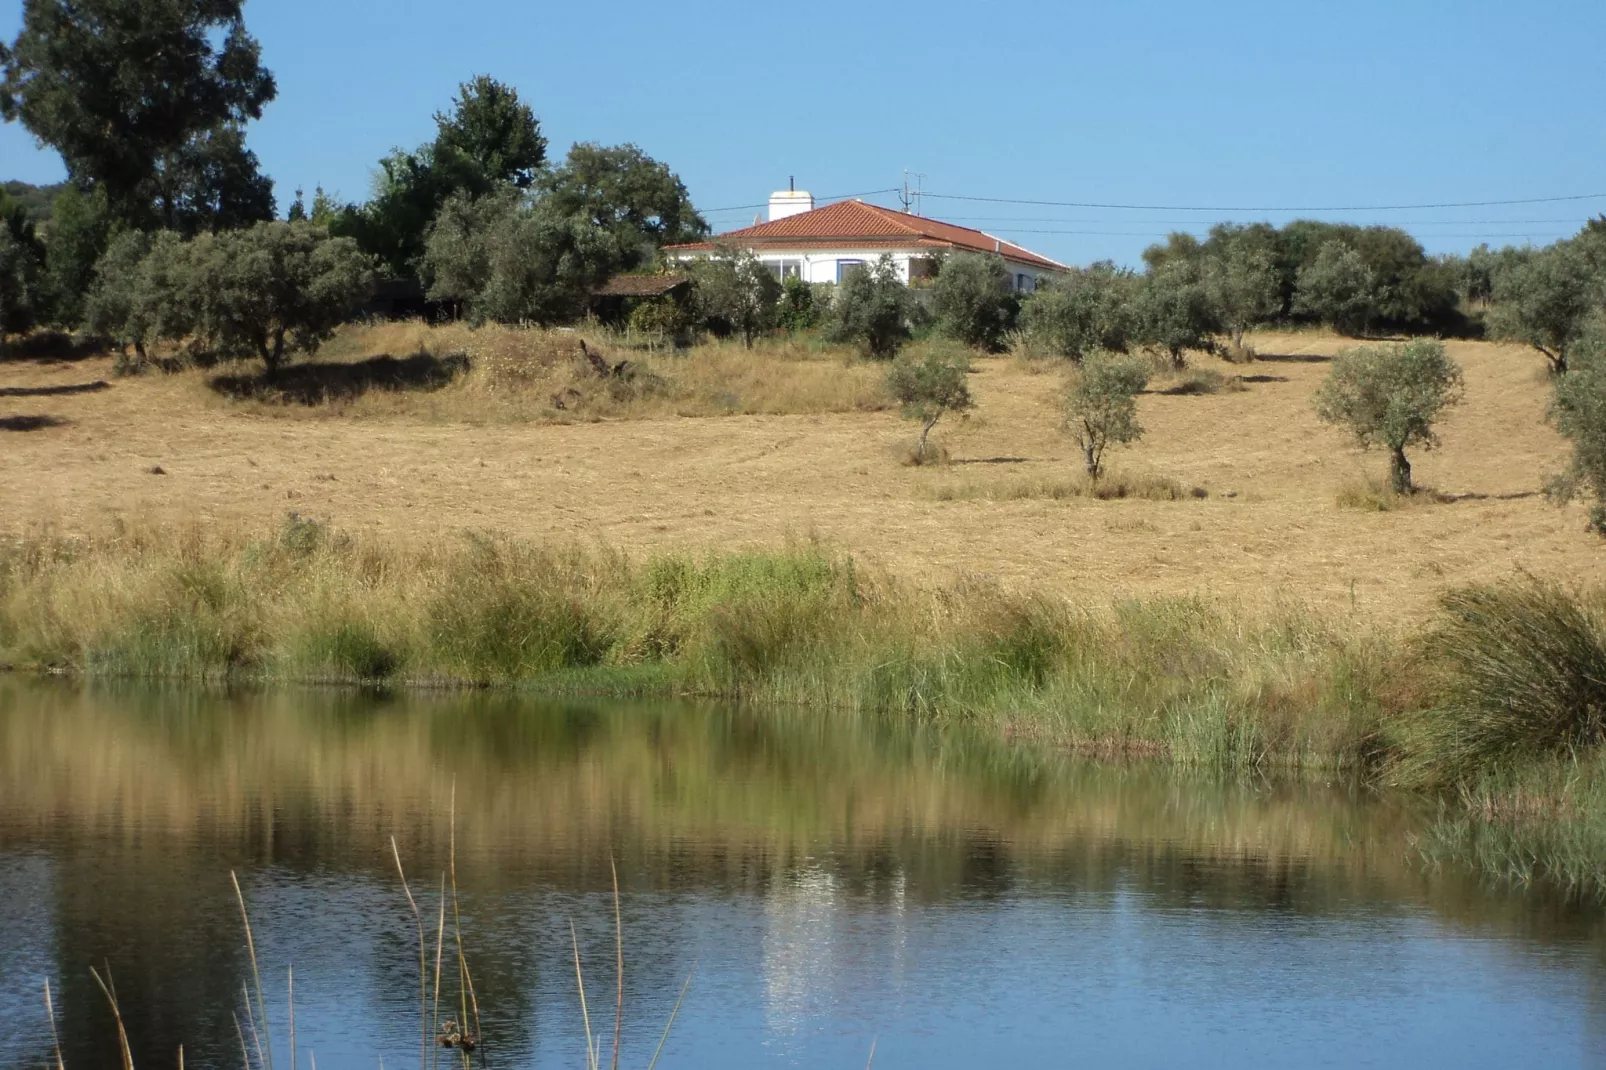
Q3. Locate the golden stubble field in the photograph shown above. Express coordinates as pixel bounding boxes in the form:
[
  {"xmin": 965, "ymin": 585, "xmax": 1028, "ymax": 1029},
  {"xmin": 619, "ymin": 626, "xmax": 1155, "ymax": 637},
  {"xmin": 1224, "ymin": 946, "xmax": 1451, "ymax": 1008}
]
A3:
[{"xmin": 1, "ymin": 328, "xmax": 1600, "ymax": 621}]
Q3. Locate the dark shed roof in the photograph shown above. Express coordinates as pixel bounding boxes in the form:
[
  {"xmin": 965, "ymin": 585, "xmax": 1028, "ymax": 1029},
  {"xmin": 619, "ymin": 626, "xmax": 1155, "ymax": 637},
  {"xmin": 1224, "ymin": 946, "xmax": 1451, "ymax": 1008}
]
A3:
[{"xmin": 594, "ymin": 274, "xmax": 691, "ymax": 298}]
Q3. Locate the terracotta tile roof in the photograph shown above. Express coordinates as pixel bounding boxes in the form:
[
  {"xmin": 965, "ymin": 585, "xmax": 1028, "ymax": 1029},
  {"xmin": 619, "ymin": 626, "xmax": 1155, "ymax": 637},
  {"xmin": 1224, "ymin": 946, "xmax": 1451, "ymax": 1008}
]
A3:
[
  {"xmin": 593, "ymin": 273, "xmax": 691, "ymax": 298},
  {"xmin": 668, "ymin": 200, "xmax": 1066, "ymax": 272}
]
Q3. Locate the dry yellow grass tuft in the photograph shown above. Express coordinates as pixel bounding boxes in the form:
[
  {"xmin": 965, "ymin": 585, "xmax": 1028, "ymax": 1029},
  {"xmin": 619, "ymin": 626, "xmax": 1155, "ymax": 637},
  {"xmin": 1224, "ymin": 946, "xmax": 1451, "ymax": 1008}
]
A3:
[{"xmin": 1, "ymin": 326, "xmax": 1601, "ymax": 621}]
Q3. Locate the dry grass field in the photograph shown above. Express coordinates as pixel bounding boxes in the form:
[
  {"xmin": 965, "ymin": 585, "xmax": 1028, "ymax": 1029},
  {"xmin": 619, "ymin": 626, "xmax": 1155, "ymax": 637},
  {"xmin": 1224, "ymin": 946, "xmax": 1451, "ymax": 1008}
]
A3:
[{"xmin": 1, "ymin": 324, "xmax": 1600, "ymax": 621}]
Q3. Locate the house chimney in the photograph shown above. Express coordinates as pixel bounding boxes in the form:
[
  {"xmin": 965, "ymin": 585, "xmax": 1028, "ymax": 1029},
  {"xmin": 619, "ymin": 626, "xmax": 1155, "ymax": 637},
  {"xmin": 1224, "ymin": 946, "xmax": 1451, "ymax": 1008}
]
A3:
[{"xmin": 769, "ymin": 186, "xmax": 814, "ymax": 222}]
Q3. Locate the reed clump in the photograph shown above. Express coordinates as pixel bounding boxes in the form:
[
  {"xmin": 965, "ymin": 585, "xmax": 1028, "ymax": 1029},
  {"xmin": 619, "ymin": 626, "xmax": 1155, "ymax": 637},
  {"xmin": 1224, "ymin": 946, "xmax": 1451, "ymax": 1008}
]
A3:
[{"xmin": 1388, "ymin": 581, "xmax": 1606, "ymax": 787}]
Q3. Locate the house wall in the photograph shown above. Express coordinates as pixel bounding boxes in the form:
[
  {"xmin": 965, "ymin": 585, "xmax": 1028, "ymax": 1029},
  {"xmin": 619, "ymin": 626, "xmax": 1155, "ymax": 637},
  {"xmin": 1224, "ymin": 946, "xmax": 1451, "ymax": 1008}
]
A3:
[{"xmin": 672, "ymin": 247, "xmax": 1058, "ymax": 290}]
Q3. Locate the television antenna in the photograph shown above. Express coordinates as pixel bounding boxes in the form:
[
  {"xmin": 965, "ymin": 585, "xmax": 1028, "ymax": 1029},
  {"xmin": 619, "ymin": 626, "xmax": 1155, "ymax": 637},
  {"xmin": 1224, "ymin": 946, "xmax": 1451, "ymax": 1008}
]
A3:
[{"xmin": 900, "ymin": 170, "xmax": 927, "ymax": 215}]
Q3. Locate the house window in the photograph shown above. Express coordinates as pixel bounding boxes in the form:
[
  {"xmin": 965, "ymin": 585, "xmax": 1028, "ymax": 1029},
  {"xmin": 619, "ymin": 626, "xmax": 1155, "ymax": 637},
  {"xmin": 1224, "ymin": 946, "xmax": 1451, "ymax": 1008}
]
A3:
[
  {"xmin": 908, "ymin": 257, "xmax": 940, "ymax": 284},
  {"xmin": 766, "ymin": 259, "xmax": 803, "ymax": 282},
  {"xmin": 1017, "ymin": 273, "xmax": 1031, "ymax": 292},
  {"xmin": 836, "ymin": 259, "xmax": 866, "ymax": 283}
]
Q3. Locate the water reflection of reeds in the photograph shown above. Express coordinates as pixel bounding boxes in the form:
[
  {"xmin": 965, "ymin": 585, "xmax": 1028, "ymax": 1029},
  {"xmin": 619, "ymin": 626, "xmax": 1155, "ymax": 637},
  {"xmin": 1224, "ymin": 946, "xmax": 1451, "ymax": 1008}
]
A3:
[{"xmin": 5, "ymin": 678, "xmax": 1606, "ymax": 1067}]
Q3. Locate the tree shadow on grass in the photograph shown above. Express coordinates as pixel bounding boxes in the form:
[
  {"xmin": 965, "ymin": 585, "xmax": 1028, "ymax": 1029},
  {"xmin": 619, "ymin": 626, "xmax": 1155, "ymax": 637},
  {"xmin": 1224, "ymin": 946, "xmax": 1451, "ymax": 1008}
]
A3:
[
  {"xmin": 1253, "ymin": 352, "xmax": 1333, "ymax": 364},
  {"xmin": 950, "ymin": 457, "xmax": 1031, "ymax": 465},
  {"xmin": 1236, "ymin": 374, "xmax": 1290, "ymax": 384},
  {"xmin": 0, "ymin": 331, "xmax": 108, "ymax": 364},
  {"xmin": 0, "ymin": 380, "xmax": 111, "ymax": 398},
  {"xmin": 0, "ymin": 414, "xmax": 68, "ymax": 431},
  {"xmin": 208, "ymin": 351, "xmax": 470, "ymax": 405}
]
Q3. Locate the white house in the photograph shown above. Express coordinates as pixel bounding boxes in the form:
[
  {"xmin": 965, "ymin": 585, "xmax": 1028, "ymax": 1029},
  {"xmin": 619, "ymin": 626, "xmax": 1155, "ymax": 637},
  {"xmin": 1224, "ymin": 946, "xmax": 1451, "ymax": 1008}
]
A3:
[{"xmin": 667, "ymin": 189, "xmax": 1067, "ymax": 291}]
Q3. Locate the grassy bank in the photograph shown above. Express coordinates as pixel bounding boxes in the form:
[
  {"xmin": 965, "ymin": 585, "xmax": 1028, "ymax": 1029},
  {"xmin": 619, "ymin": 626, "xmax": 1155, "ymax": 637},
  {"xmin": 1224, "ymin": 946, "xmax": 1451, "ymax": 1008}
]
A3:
[
  {"xmin": 4, "ymin": 517, "xmax": 1605, "ymax": 893},
  {"xmin": 0, "ymin": 516, "xmax": 1398, "ymax": 770}
]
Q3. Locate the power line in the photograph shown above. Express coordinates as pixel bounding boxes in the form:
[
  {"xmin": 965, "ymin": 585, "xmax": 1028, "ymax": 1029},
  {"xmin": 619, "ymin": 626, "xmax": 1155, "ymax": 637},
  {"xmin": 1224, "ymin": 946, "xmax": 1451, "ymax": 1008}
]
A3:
[
  {"xmin": 981, "ymin": 228, "xmax": 1574, "ymax": 239},
  {"xmin": 701, "ymin": 187, "xmax": 900, "ymax": 214},
  {"xmin": 931, "ymin": 215, "xmax": 1597, "ymax": 227},
  {"xmin": 918, "ymin": 191, "xmax": 1606, "ymax": 213}
]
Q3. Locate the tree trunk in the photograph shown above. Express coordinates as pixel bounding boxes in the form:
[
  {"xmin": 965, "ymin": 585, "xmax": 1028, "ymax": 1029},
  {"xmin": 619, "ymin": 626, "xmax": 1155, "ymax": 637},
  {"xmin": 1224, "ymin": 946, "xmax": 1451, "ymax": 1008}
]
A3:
[
  {"xmin": 1390, "ymin": 446, "xmax": 1412, "ymax": 495},
  {"xmin": 1083, "ymin": 440, "xmax": 1102, "ymax": 483},
  {"xmin": 260, "ymin": 329, "xmax": 286, "ymax": 378},
  {"xmin": 920, "ymin": 416, "xmax": 939, "ymax": 462},
  {"xmin": 1170, "ymin": 346, "xmax": 1186, "ymax": 371}
]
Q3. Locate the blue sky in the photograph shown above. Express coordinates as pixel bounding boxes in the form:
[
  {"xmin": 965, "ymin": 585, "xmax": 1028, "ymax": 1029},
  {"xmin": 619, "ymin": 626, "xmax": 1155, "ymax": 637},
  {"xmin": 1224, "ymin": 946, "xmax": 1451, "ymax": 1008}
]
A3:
[{"xmin": 3, "ymin": 0, "xmax": 1604, "ymax": 267}]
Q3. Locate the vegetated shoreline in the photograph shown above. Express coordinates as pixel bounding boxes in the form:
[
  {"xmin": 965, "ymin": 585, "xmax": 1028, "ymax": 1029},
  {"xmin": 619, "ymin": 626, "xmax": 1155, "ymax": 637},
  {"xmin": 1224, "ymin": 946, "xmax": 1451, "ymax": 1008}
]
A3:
[{"xmin": 3, "ymin": 515, "xmax": 1604, "ymax": 897}]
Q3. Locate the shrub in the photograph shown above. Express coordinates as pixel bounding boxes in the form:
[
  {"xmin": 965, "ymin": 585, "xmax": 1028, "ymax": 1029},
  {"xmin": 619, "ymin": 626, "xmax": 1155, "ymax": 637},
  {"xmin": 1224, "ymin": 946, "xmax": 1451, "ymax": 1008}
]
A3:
[
  {"xmin": 1393, "ymin": 582, "xmax": 1606, "ymax": 786},
  {"xmin": 1313, "ymin": 339, "xmax": 1464, "ymax": 494},
  {"xmin": 825, "ymin": 254, "xmax": 911, "ymax": 358},
  {"xmin": 1294, "ymin": 240, "xmax": 1378, "ymax": 336},
  {"xmin": 1064, "ymin": 352, "xmax": 1150, "ymax": 481},
  {"xmin": 887, "ymin": 343, "xmax": 974, "ymax": 462},
  {"xmin": 1019, "ymin": 262, "xmax": 1136, "ymax": 360},
  {"xmin": 931, "ymin": 251, "xmax": 1019, "ymax": 352}
]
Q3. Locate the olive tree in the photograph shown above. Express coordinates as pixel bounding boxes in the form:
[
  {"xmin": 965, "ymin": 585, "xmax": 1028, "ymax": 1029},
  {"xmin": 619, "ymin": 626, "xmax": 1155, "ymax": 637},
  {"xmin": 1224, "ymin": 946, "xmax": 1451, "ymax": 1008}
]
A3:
[
  {"xmin": 826, "ymin": 254, "xmax": 911, "ymax": 359},
  {"xmin": 187, "ymin": 221, "xmax": 376, "ymax": 374},
  {"xmin": 931, "ymin": 251, "xmax": 1019, "ymax": 352},
  {"xmin": 1487, "ymin": 241, "xmax": 1602, "ymax": 375},
  {"xmin": 1313, "ymin": 339, "xmax": 1465, "ymax": 494},
  {"xmin": 1020, "ymin": 262, "xmax": 1136, "ymax": 361},
  {"xmin": 692, "ymin": 251, "xmax": 782, "ymax": 347},
  {"xmin": 887, "ymin": 344, "xmax": 973, "ymax": 462},
  {"xmin": 1135, "ymin": 260, "xmax": 1216, "ymax": 370},
  {"xmin": 1294, "ymin": 241, "xmax": 1377, "ymax": 336},
  {"xmin": 1064, "ymin": 353, "xmax": 1150, "ymax": 482},
  {"xmin": 1547, "ymin": 318, "xmax": 1606, "ymax": 533},
  {"xmin": 1204, "ymin": 243, "xmax": 1280, "ymax": 350}
]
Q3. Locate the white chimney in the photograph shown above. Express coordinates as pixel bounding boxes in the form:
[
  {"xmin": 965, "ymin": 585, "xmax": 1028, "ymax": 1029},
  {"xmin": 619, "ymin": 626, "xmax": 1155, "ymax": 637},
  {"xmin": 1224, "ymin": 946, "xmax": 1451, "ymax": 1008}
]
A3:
[{"xmin": 768, "ymin": 178, "xmax": 814, "ymax": 222}]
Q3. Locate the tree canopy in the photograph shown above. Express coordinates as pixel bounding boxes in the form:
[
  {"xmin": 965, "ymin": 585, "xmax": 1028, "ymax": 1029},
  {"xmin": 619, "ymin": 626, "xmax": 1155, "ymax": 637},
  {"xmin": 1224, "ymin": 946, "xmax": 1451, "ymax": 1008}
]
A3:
[
  {"xmin": 539, "ymin": 142, "xmax": 708, "ymax": 271},
  {"xmin": 0, "ymin": 0, "xmax": 277, "ymax": 230}
]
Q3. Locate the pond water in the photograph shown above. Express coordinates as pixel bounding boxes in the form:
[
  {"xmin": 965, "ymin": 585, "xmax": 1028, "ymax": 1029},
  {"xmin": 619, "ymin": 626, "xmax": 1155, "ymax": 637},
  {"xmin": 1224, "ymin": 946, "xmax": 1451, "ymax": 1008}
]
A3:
[{"xmin": 2, "ymin": 679, "xmax": 1605, "ymax": 1069}]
